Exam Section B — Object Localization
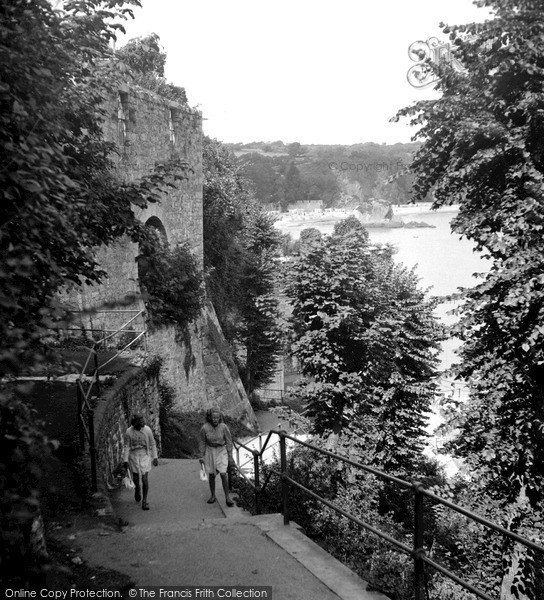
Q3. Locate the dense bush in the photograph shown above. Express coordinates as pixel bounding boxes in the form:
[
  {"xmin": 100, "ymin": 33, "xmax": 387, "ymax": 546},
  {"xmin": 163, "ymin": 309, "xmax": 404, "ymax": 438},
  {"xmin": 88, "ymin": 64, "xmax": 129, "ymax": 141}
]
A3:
[
  {"xmin": 138, "ymin": 233, "xmax": 203, "ymax": 330},
  {"xmin": 0, "ymin": 387, "xmax": 53, "ymax": 582}
]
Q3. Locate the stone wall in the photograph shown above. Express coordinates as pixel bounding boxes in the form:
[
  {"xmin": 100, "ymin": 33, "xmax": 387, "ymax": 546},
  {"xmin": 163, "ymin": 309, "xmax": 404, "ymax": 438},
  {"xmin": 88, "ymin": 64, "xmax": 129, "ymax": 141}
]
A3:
[
  {"xmin": 70, "ymin": 85, "xmax": 203, "ymax": 322},
  {"xmin": 202, "ymin": 303, "xmax": 256, "ymax": 428},
  {"xmin": 66, "ymin": 83, "xmax": 257, "ymax": 429},
  {"xmin": 143, "ymin": 302, "xmax": 257, "ymax": 430},
  {"xmin": 94, "ymin": 366, "xmax": 161, "ymax": 488}
]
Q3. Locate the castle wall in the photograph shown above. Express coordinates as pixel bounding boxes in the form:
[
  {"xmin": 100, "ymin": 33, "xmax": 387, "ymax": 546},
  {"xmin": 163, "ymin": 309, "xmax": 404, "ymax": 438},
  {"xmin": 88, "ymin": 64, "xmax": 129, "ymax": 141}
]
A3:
[
  {"xmin": 105, "ymin": 85, "xmax": 204, "ymax": 261},
  {"xmin": 68, "ymin": 84, "xmax": 257, "ymax": 430}
]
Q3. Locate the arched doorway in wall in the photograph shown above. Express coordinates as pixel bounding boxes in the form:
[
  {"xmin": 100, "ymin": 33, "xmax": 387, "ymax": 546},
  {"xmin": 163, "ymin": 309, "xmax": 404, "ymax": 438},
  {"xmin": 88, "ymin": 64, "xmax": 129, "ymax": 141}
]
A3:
[
  {"xmin": 145, "ymin": 216, "xmax": 168, "ymax": 243},
  {"xmin": 136, "ymin": 215, "xmax": 202, "ymax": 330},
  {"xmin": 137, "ymin": 216, "xmax": 168, "ymax": 283}
]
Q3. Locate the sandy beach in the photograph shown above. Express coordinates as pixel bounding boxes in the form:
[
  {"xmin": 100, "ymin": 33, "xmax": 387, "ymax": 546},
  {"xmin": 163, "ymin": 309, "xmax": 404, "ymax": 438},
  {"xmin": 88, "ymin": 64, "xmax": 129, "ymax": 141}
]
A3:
[{"xmin": 272, "ymin": 203, "xmax": 460, "ymax": 238}]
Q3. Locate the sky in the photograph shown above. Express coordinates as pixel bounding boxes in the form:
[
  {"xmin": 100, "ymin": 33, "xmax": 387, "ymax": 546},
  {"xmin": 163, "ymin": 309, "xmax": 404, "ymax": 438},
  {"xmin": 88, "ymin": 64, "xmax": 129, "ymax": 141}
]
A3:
[{"xmin": 119, "ymin": 0, "xmax": 492, "ymax": 146}]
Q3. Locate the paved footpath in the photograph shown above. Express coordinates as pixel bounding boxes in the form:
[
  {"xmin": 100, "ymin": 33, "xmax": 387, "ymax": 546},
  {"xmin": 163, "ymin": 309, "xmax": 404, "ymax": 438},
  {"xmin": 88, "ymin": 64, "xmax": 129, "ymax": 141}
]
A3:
[{"xmin": 76, "ymin": 459, "xmax": 388, "ymax": 600}]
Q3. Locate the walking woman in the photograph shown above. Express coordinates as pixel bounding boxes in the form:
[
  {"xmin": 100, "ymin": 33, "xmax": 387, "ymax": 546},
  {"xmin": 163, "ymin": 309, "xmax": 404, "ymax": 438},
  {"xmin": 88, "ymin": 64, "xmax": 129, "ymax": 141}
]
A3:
[
  {"xmin": 199, "ymin": 407, "xmax": 234, "ymax": 507},
  {"xmin": 123, "ymin": 414, "xmax": 158, "ymax": 510}
]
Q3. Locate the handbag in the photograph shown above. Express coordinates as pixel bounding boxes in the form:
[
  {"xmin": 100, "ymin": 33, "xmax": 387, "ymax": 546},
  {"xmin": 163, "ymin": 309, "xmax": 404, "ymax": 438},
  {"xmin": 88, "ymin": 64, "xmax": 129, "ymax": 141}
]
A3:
[
  {"xmin": 122, "ymin": 469, "xmax": 135, "ymax": 489},
  {"xmin": 199, "ymin": 463, "xmax": 207, "ymax": 482}
]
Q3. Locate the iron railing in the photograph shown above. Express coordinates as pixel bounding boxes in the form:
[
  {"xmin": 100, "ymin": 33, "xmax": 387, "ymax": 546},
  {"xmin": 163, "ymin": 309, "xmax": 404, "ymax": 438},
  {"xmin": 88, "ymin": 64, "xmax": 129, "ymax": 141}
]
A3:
[
  {"xmin": 75, "ymin": 309, "xmax": 146, "ymax": 492},
  {"xmin": 233, "ymin": 423, "xmax": 307, "ymax": 477},
  {"xmin": 232, "ymin": 429, "xmax": 544, "ymax": 600}
]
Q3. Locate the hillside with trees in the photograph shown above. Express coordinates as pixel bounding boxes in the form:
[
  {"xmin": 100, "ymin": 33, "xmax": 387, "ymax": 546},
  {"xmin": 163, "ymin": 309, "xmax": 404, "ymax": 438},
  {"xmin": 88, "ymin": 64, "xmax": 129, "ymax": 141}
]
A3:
[{"xmin": 227, "ymin": 141, "xmax": 423, "ymax": 210}]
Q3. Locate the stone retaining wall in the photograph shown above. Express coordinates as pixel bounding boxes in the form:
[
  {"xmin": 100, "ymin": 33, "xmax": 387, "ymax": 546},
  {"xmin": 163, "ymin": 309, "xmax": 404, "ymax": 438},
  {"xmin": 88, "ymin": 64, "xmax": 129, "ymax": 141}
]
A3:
[{"xmin": 94, "ymin": 366, "xmax": 161, "ymax": 489}]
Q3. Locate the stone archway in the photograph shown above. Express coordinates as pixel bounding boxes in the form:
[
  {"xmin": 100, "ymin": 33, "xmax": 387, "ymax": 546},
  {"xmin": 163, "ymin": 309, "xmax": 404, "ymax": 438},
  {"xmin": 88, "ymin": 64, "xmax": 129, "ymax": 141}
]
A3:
[
  {"xmin": 137, "ymin": 216, "xmax": 168, "ymax": 284},
  {"xmin": 144, "ymin": 216, "xmax": 168, "ymax": 243}
]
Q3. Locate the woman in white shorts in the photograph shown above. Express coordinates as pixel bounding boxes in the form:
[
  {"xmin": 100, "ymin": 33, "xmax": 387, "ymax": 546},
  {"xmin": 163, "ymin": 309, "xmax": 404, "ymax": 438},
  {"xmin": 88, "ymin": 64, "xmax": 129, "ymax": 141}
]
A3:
[
  {"xmin": 199, "ymin": 408, "xmax": 234, "ymax": 507},
  {"xmin": 123, "ymin": 414, "xmax": 158, "ymax": 510}
]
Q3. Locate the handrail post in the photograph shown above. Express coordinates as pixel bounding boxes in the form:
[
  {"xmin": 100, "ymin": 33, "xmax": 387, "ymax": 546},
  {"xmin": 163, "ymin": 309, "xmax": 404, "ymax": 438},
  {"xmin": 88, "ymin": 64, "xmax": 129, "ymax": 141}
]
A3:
[
  {"xmin": 279, "ymin": 430, "xmax": 289, "ymax": 525},
  {"xmin": 76, "ymin": 382, "xmax": 84, "ymax": 451},
  {"xmin": 413, "ymin": 481, "xmax": 425, "ymax": 600},
  {"xmin": 92, "ymin": 346, "xmax": 101, "ymax": 399},
  {"xmin": 88, "ymin": 408, "xmax": 98, "ymax": 493},
  {"xmin": 253, "ymin": 451, "xmax": 261, "ymax": 515}
]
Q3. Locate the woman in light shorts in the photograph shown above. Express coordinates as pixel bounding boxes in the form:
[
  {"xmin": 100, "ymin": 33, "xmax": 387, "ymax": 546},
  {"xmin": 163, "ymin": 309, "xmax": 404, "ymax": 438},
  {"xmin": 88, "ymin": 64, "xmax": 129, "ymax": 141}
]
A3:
[
  {"xmin": 199, "ymin": 408, "xmax": 234, "ymax": 507},
  {"xmin": 123, "ymin": 414, "xmax": 158, "ymax": 510}
]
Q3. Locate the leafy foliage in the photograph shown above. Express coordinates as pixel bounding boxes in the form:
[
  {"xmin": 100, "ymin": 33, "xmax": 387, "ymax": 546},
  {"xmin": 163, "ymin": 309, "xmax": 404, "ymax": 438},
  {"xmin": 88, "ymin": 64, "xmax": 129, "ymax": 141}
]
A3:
[
  {"xmin": 116, "ymin": 32, "xmax": 166, "ymax": 77},
  {"xmin": 233, "ymin": 141, "xmax": 421, "ymax": 210},
  {"xmin": 286, "ymin": 217, "xmax": 442, "ymax": 472},
  {"xmin": 116, "ymin": 33, "xmax": 188, "ymax": 104},
  {"xmin": 395, "ymin": 1, "xmax": 544, "ymax": 596},
  {"xmin": 203, "ymin": 137, "xmax": 283, "ymax": 393},
  {"xmin": 238, "ymin": 153, "xmax": 285, "ymax": 205},
  {"xmin": 0, "ymin": 387, "xmax": 53, "ymax": 579},
  {"xmin": 0, "ymin": 0, "xmax": 190, "ymax": 379},
  {"xmin": 298, "ymin": 226, "xmax": 322, "ymax": 252},
  {"xmin": 283, "ymin": 161, "xmax": 304, "ymax": 210},
  {"xmin": 138, "ymin": 231, "xmax": 203, "ymax": 330},
  {"xmin": 0, "ymin": 0, "xmax": 191, "ymax": 578}
]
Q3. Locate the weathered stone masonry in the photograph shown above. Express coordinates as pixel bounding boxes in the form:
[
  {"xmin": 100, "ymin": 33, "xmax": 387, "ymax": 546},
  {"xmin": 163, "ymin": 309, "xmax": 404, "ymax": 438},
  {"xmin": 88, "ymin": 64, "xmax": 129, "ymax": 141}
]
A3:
[
  {"xmin": 69, "ymin": 85, "xmax": 258, "ymax": 447},
  {"xmin": 94, "ymin": 366, "xmax": 162, "ymax": 489}
]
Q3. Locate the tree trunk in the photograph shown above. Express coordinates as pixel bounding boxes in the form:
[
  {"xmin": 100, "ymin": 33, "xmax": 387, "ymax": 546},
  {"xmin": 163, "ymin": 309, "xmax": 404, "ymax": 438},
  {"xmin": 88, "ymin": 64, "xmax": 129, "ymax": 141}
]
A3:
[{"xmin": 500, "ymin": 485, "xmax": 532, "ymax": 600}]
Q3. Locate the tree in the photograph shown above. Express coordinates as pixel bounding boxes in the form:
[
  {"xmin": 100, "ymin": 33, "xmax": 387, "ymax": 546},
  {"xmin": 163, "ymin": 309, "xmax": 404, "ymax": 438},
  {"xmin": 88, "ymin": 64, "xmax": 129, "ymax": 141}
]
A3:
[
  {"xmin": 116, "ymin": 32, "xmax": 166, "ymax": 77},
  {"xmin": 0, "ymin": 0, "xmax": 191, "ymax": 579},
  {"xmin": 238, "ymin": 152, "xmax": 284, "ymax": 206},
  {"xmin": 395, "ymin": 1, "xmax": 544, "ymax": 596},
  {"xmin": 287, "ymin": 141, "xmax": 307, "ymax": 158},
  {"xmin": 138, "ymin": 232, "xmax": 203, "ymax": 330},
  {"xmin": 298, "ymin": 227, "xmax": 322, "ymax": 252},
  {"xmin": 298, "ymin": 159, "xmax": 340, "ymax": 206},
  {"xmin": 0, "ymin": 0, "xmax": 189, "ymax": 380},
  {"xmin": 116, "ymin": 33, "xmax": 187, "ymax": 104},
  {"xmin": 283, "ymin": 161, "xmax": 304, "ymax": 210},
  {"xmin": 285, "ymin": 217, "xmax": 441, "ymax": 472},
  {"xmin": 203, "ymin": 138, "xmax": 283, "ymax": 394}
]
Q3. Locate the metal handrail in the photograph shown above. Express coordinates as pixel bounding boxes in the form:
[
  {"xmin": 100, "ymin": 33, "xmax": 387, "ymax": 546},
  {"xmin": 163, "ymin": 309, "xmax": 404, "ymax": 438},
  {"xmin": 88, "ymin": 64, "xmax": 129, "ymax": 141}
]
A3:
[
  {"xmin": 233, "ymin": 423, "xmax": 307, "ymax": 473},
  {"xmin": 75, "ymin": 309, "xmax": 146, "ymax": 493},
  {"xmin": 97, "ymin": 330, "xmax": 146, "ymax": 372},
  {"xmin": 97, "ymin": 311, "xmax": 145, "ymax": 345},
  {"xmin": 232, "ymin": 428, "xmax": 544, "ymax": 600}
]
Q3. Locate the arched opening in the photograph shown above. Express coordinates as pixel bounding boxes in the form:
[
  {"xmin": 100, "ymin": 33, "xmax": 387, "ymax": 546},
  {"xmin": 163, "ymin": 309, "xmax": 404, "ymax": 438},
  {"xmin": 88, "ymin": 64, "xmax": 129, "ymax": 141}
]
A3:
[
  {"xmin": 145, "ymin": 216, "xmax": 168, "ymax": 243},
  {"xmin": 137, "ymin": 216, "xmax": 168, "ymax": 283},
  {"xmin": 136, "ymin": 215, "xmax": 203, "ymax": 329}
]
